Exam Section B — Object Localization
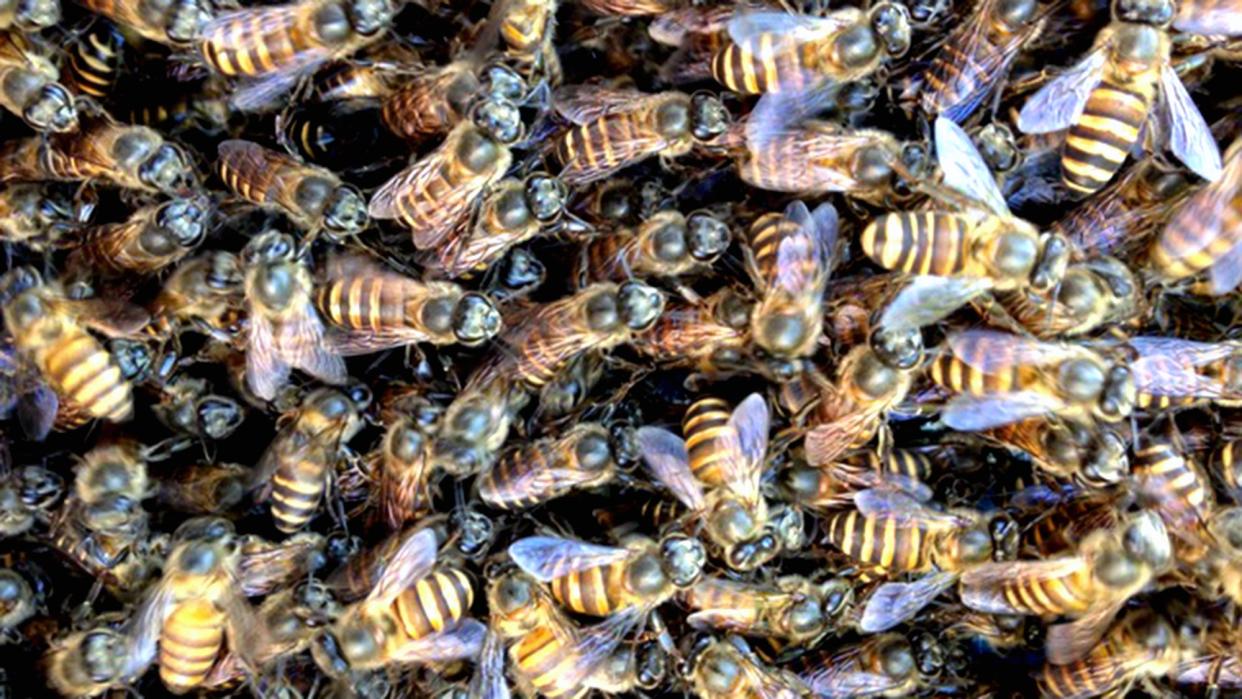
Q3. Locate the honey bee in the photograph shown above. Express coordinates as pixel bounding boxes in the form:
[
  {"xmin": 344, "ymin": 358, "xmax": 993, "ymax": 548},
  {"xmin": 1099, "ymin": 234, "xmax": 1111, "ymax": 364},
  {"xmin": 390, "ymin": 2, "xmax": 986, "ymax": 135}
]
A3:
[
  {"xmin": 156, "ymin": 462, "xmax": 249, "ymax": 514},
  {"xmin": 0, "ymin": 464, "xmax": 63, "ymax": 537},
  {"xmin": 862, "ymin": 118, "xmax": 1071, "ymax": 298},
  {"xmin": 1148, "ymin": 136, "xmax": 1241, "ymax": 294},
  {"xmin": 919, "ymin": 0, "xmax": 1048, "ymax": 122},
  {"xmin": 684, "ymin": 635, "xmax": 807, "ymax": 699},
  {"xmin": 0, "ymin": 0, "xmax": 58, "ymax": 29},
  {"xmin": 984, "ymin": 418, "xmax": 1130, "ymax": 488},
  {"xmin": 150, "ymin": 375, "xmax": 244, "ymax": 442},
  {"xmin": 0, "ymin": 182, "xmax": 93, "ymax": 251},
  {"xmin": 240, "ymin": 230, "xmax": 347, "ymax": 401},
  {"xmin": 795, "ymin": 633, "xmax": 923, "ymax": 698},
  {"xmin": 124, "ymin": 518, "xmax": 264, "ymax": 693},
  {"xmin": 746, "ymin": 201, "xmax": 836, "ymax": 368},
  {"xmin": 508, "ymin": 531, "xmax": 706, "ymax": 618},
  {"xmin": 708, "ymin": 3, "xmax": 911, "ymax": 96},
  {"xmin": 70, "ymin": 442, "xmax": 154, "ymax": 539},
  {"xmin": 369, "ymin": 118, "xmax": 518, "ymax": 250},
  {"xmin": 582, "ymin": 209, "xmax": 731, "ymax": 283},
  {"xmin": 1035, "ymin": 608, "xmax": 1184, "ymax": 699},
  {"xmin": 630, "ymin": 287, "xmax": 752, "ymax": 377},
  {"xmin": 1, "ymin": 267, "xmax": 148, "ymax": 433},
  {"xmin": 550, "ymin": 86, "xmax": 730, "ymax": 186},
  {"xmin": 488, "ymin": 0, "xmax": 560, "ymax": 86},
  {"xmin": 929, "ymin": 330, "xmax": 1136, "ymax": 432},
  {"xmin": 69, "ymin": 194, "xmax": 211, "ymax": 276},
  {"xmin": 381, "ymin": 60, "xmax": 526, "ymax": 145},
  {"xmin": 216, "ymin": 140, "xmax": 367, "ymax": 241},
  {"xmin": 0, "ymin": 31, "xmax": 76, "ymax": 132},
  {"xmin": 46, "ymin": 626, "xmax": 136, "ymax": 697},
  {"xmin": 779, "ymin": 449, "xmax": 937, "ymax": 511},
  {"xmin": 680, "ymin": 575, "xmax": 853, "ymax": 645},
  {"xmin": 197, "ymin": 0, "xmax": 394, "ymax": 111},
  {"xmin": 1120, "ymin": 336, "xmax": 1242, "ymax": 409},
  {"xmin": 1131, "ymin": 439, "xmax": 1215, "ymax": 566},
  {"xmin": 311, "ymin": 527, "xmax": 486, "ymax": 676},
  {"xmin": 250, "ymin": 386, "xmax": 365, "ymax": 533},
  {"xmin": 314, "ymin": 253, "xmax": 501, "ymax": 355},
  {"xmin": 423, "ymin": 173, "xmax": 578, "ymax": 278},
  {"xmin": 76, "ymin": 0, "xmax": 209, "ymax": 47},
  {"xmin": 989, "ymin": 256, "xmax": 1142, "ymax": 338},
  {"xmin": 478, "ymin": 423, "xmax": 619, "ymax": 510},
  {"xmin": 960, "ymin": 510, "xmax": 1171, "ymax": 664},
  {"xmin": 0, "ymin": 105, "xmax": 197, "ymax": 195},
  {"xmin": 470, "ymin": 281, "xmax": 665, "ymax": 392},
  {"xmin": 1016, "ymin": 0, "xmax": 1223, "ymax": 197},
  {"xmin": 148, "ymin": 251, "xmax": 243, "ymax": 344},
  {"xmin": 372, "ymin": 416, "xmax": 435, "ymax": 530},
  {"xmin": 61, "ymin": 23, "xmax": 124, "ymax": 101},
  {"xmin": 822, "ymin": 489, "xmax": 1006, "ymax": 631},
  {"xmin": 431, "ymin": 375, "xmax": 523, "ymax": 477}
]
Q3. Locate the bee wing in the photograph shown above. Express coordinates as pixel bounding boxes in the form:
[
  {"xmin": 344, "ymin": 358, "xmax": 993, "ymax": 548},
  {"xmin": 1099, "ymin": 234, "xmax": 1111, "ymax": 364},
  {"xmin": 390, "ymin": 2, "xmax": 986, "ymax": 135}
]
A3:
[
  {"xmin": 121, "ymin": 580, "xmax": 179, "ymax": 678},
  {"xmin": 878, "ymin": 276, "xmax": 992, "ymax": 332},
  {"xmin": 390, "ymin": 618, "xmax": 487, "ymax": 665},
  {"xmin": 1016, "ymin": 47, "xmax": 1108, "ymax": 134},
  {"xmin": 959, "ymin": 557, "xmax": 1088, "ymax": 614},
  {"xmin": 726, "ymin": 393, "xmax": 771, "ymax": 502},
  {"xmin": 860, "ymin": 571, "xmax": 959, "ymax": 633},
  {"xmin": 56, "ymin": 298, "xmax": 151, "ymax": 338},
  {"xmin": 245, "ymin": 305, "xmax": 292, "ymax": 402},
  {"xmin": 201, "ymin": 7, "xmax": 333, "ymax": 112},
  {"xmin": 285, "ymin": 298, "xmax": 347, "ymax": 385},
  {"xmin": 1044, "ymin": 598, "xmax": 1126, "ymax": 665},
  {"xmin": 1159, "ymin": 64, "xmax": 1223, "ymax": 183},
  {"xmin": 469, "ymin": 629, "xmax": 512, "ymax": 699},
  {"xmin": 558, "ymin": 129, "xmax": 670, "ymax": 187},
  {"xmin": 237, "ymin": 534, "xmax": 322, "ymax": 597},
  {"xmin": 637, "ymin": 426, "xmax": 707, "ymax": 511},
  {"xmin": 561, "ymin": 608, "xmax": 646, "ymax": 686},
  {"xmin": 687, "ymin": 608, "xmax": 762, "ymax": 633},
  {"xmin": 801, "ymin": 644, "xmax": 901, "ymax": 699},
  {"xmin": 935, "ymin": 116, "xmax": 1011, "ymax": 216},
  {"xmin": 854, "ymin": 488, "xmax": 971, "ymax": 528},
  {"xmin": 219, "ymin": 583, "xmax": 269, "ymax": 670},
  {"xmin": 805, "ymin": 409, "xmax": 881, "ymax": 466},
  {"xmin": 649, "ymin": 5, "xmax": 731, "ymax": 45},
  {"xmin": 508, "ymin": 535, "xmax": 631, "ymax": 581},
  {"xmin": 17, "ymin": 384, "xmax": 57, "ymax": 442},
  {"xmin": 941, "ymin": 391, "xmax": 1066, "ymax": 431},
  {"xmin": 947, "ymin": 330, "xmax": 1078, "ymax": 372},
  {"xmin": 217, "ymin": 140, "xmax": 299, "ymax": 199},
  {"xmin": 368, "ymin": 135, "xmax": 479, "ymax": 250},
  {"xmin": 1172, "ymin": 4, "xmax": 1242, "ymax": 36},
  {"xmin": 727, "ymin": 9, "xmax": 853, "ymax": 56},
  {"xmin": 745, "ymin": 88, "xmax": 839, "ymax": 150},
  {"xmin": 1129, "ymin": 338, "xmax": 1236, "ymax": 400},
  {"xmin": 365, "ymin": 526, "xmax": 440, "ymax": 607},
  {"xmin": 771, "ymin": 200, "xmax": 837, "ymax": 297},
  {"xmin": 553, "ymin": 85, "xmax": 654, "ymax": 125},
  {"xmin": 479, "ymin": 463, "xmax": 603, "ymax": 507}
]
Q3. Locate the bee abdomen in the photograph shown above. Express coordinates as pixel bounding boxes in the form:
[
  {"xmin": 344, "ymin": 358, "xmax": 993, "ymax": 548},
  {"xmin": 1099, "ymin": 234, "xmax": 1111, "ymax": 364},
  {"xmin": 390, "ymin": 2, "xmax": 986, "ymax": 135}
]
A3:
[
  {"xmin": 393, "ymin": 567, "xmax": 474, "ymax": 640},
  {"xmin": 64, "ymin": 26, "xmax": 123, "ymax": 99},
  {"xmin": 42, "ymin": 330, "xmax": 131, "ymax": 421},
  {"xmin": 513, "ymin": 626, "xmax": 577, "ymax": 698},
  {"xmin": 999, "ymin": 567, "xmax": 1092, "ymax": 615},
  {"xmin": 683, "ymin": 397, "xmax": 732, "ymax": 486},
  {"xmin": 710, "ymin": 38, "xmax": 809, "ymax": 95},
  {"xmin": 478, "ymin": 449, "xmax": 555, "ymax": 509},
  {"xmin": 1063, "ymin": 79, "xmax": 1152, "ymax": 196},
  {"xmin": 860, "ymin": 212, "xmax": 970, "ymax": 276},
  {"xmin": 159, "ymin": 599, "xmax": 224, "ymax": 692},
  {"xmin": 825, "ymin": 511, "xmax": 928, "ymax": 572},
  {"xmin": 270, "ymin": 458, "xmax": 326, "ymax": 533},
  {"xmin": 316, "ymin": 277, "xmax": 406, "ymax": 333},
  {"xmin": 923, "ymin": 42, "xmax": 993, "ymax": 115},
  {"xmin": 551, "ymin": 563, "xmax": 623, "ymax": 616}
]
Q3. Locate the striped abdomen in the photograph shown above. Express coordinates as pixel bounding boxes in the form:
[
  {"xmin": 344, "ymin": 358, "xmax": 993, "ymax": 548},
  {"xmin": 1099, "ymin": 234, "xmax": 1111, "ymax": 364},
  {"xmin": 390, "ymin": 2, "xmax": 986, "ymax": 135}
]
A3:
[
  {"xmin": 928, "ymin": 355, "xmax": 1038, "ymax": 396},
  {"xmin": 270, "ymin": 453, "xmax": 327, "ymax": 533},
  {"xmin": 748, "ymin": 213, "xmax": 803, "ymax": 284},
  {"xmin": 554, "ymin": 111, "xmax": 662, "ymax": 185},
  {"xmin": 1062, "ymin": 76, "xmax": 1155, "ymax": 196},
  {"xmin": 710, "ymin": 37, "xmax": 818, "ymax": 94},
  {"xmin": 1132, "ymin": 443, "xmax": 1210, "ymax": 531},
  {"xmin": 199, "ymin": 5, "xmax": 322, "ymax": 78},
  {"xmin": 996, "ymin": 562, "xmax": 1093, "ymax": 615},
  {"xmin": 683, "ymin": 397, "xmax": 734, "ymax": 486},
  {"xmin": 512, "ymin": 624, "xmax": 587, "ymax": 699},
  {"xmin": 316, "ymin": 277, "xmax": 418, "ymax": 333},
  {"xmin": 1216, "ymin": 440, "xmax": 1242, "ymax": 501},
  {"xmin": 512, "ymin": 305, "xmax": 598, "ymax": 388},
  {"xmin": 636, "ymin": 306, "xmax": 741, "ymax": 359},
  {"xmin": 1150, "ymin": 156, "xmax": 1242, "ymax": 282},
  {"xmin": 849, "ymin": 449, "xmax": 935, "ymax": 483},
  {"xmin": 35, "ymin": 325, "xmax": 131, "ymax": 421},
  {"xmin": 923, "ymin": 40, "xmax": 999, "ymax": 117},
  {"xmin": 823, "ymin": 510, "xmax": 936, "ymax": 573},
  {"xmin": 159, "ymin": 599, "xmax": 224, "ymax": 691},
  {"xmin": 63, "ymin": 26, "xmax": 123, "ymax": 99},
  {"xmin": 860, "ymin": 212, "xmax": 971, "ymax": 276},
  {"xmin": 392, "ymin": 158, "xmax": 485, "ymax": 232},
  {"xmin": 390, "ymin": 567, "xmax": 474, "ymax": 641},
  {"xmin": 1036, "ymin": 616, "xmax": 1173, "ymax": 699},
  {"xmin": 550, "ymin": 561, "xmax": 629, "ymax": 616},
  {"xmin": 479, "ymin": 431, "xmax": 612, "ymax": 510}
]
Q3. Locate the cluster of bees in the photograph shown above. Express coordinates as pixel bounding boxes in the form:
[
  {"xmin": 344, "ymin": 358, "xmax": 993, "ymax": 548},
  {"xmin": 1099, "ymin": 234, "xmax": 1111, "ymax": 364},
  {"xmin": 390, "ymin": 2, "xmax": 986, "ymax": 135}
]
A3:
[{"xmin": 0, "ymin": 0, "xmax": 1239, "ymax": 691}]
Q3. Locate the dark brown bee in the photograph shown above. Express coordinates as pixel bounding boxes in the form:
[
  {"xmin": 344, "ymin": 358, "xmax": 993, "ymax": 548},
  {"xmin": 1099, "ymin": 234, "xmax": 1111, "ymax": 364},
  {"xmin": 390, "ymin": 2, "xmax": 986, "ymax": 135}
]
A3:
[
  {"xmin": 381, "ymin": 61, "xmax": 526, "ymax": 145},
  {"xmin": 478, "ymin": 423, "xmax": 618, "ymax": 510},
  {"xmin": 0, "ymin": 106, "xmax": 197, "ymax": 195},
  {"xmin": 795, "ymin": 634, "xmax": 923, "ymax": 698},
  {"xmin": 985, "ymin": 418, "xmax": 1130, "ymax": 488},
  {"xmin": 69, "ymin": 194, "xmax": 211, "ymax": 276},
  {"xmin": 631, "ymin": 287, "xmax": 752, "ymax": 376},
  {"xmin": 150, "ymin": 374, "xmax": 244, "ymax": 442},
  {"xmin": 583, "ymin": 210, "xmax": 731, "ymax": 283},
  {"xmin": 314, "ymin": 253, "xmax": 501, "ymax": 355},
  {"xmin": 62, "ymin": 23, "xmax": 124, "ymax": 101},
  {"xmin": 0, "ymin": 464, "xmax": 63, "ymax": 537},
  {"xmin": 0, "ymin": 31, "xmax": 76, "ymax": 132},
  {"xmin": 217, "ymin": 140, "xmax": 368, "ymax": 241},
  {"xmin": 156, "ymin": 462, "xmax": 249, "ymax": 514},
  {"xmin": 372, "ymin": 415, "xmax": 435, "ymax": 530},
  {"xmin": 197, "ymin": 0, "xmax": 393, "ymax": 111},
  {"xmin": 550, "ymin": 86, "xmax": 729, "ymax": 186},
  {"xmin": 45, "ymin": 626, "xmax": 133, "ymax": 697}
]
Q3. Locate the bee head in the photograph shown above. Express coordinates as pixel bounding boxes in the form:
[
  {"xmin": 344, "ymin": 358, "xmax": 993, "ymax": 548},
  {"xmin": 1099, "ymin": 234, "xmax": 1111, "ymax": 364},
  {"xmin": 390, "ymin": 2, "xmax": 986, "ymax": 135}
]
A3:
[
  {"xmin": 1030, "ymin": 233, "xmax": 1070, "ymax": 292},
  {"xmin": 24, "ymin": 83, "xmax": 76, "ymax": 133},
  {"xmin": 451, "ymin": 293, "xmax": 502, "ymax": 345},
  {"xmin": 689, "ymin": 92, "xmax": 730, "ymax": 141},
  {"xmin": 524, "ymin": 174, "xmax": 567, "ymax": 222},
  {"xmin": 1111, "ymin": 0, "xmax": 1174, "ymax": 25},
  {"xmin": 11, "ymin": 0, "xmax": 60, "ymax": 29},
  {"xmin": 659, "ymin": 533, "xmax": 705, "ymax": 587},
  {"xmin": 870, "ymin": 2, "xmax": 912, "ymax": 57},
  {"xmin": 324, "ymin": 185, "xmax": 369, "ymax": 237}
]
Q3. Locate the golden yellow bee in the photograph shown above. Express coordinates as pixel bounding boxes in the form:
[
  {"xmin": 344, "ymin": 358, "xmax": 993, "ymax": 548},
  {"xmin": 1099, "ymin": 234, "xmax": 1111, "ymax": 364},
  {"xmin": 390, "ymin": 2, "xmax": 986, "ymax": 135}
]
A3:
[
  {"xmin": 1035, "ymin": 608, "xmax": 1184, "ymax": 698},
  {"xmin": 1017, "ymin": 0, "xmax": 1222, "ymax": 196},
  {"xmin": 989, "ymin": 256, "xmax": 1142, "ymax": 339},
  {"xmin": 61, "ymin": 23, "xmax": 124, "ymax": 101},
  {"xmin": 488, "ymin": 0, "xmax": 560, "ymax": 86},
  {"xmin": 240, "ymin": 230, "xmax": 346, "ymax": 401},
  {"xmin": 197, "ymin": 0, "xmax": 393, "ymax": 111},
  {"xmin": 0, "ymin": 30, "xmax": 76, "ymax": 132}
]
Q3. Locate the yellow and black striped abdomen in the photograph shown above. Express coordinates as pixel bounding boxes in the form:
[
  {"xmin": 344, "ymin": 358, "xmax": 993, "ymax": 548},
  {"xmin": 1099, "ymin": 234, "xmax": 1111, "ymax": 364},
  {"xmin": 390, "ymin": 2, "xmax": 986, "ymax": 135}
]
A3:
[
  {"xmin": 37, "ymin": 325, "xmax": 131, "ymax": 422},
  {"xmin": 315, "ymin": 277, "xmax": 410, "ymax": 333},
  {"xmin": 824, "ymin": 510, "xmax": 933, "ymax": 573},
  {"xmin": 1036, "ymin": 619, "xmax": 1159, "ymax": 699},
  {"xmin": 867, "ymin": 449, "xmax": 935, "ymax": 483},
  {"xmin": 159, "ymin": 599, "xmax": 224, "ymax": 692},
  {"xmin": 710, "ymin": 37, "xmax": 815, "ymax": 95},
  {"xmin": 392, "ymin": 567, "xmax": 474, "ymax": 640},
  {"xmin": 1151, "ymin": 183, "xmax": 1242, "ymax": 282},
  {"xmin": 999, "ymin": 563, "xmax": 1093, "ymax": 616},
  {"xmin": 928, "ymin": 354, "xmax": 1032, "ymax": 396},
  {"xmin": 748, "ymin": 212, "xmax": 804, "ymax": 283},
  {"xmin": 554, "ymin": 113, "xmax": 644, "ymax": 178},
  {"xmin": 63, "ymin": 26, "xmax": 123, "ymax": 99},
  {"xmin": 478, "ymin": 447, "xmax": 558, "ymax": 510},
  {"xmin": 683, "ymin": 397, "xmax": 733, "ymax": 486},
  {"xmin": 1217, "ymin": 440, "xmax": 1242, "ymax": 499},
  {"xmin": 270, "ymin": 453, "xmax": 327, "ymax": 533},
  {"xmin": 860, "ymin": 212, "xmax": 971, "ymax": 276},
  {"xmin": 512, "ymin": 625, "xmax": 584, "ymax": 699},
  {"xmin": 550, "ymin": 561, "xmax": 628, "ymax": 616},
  {"xmin": 1132, "ymin": 443, "xmax": 1209, "ymax": 524},
  {"xmin": 1062, "ymin": 77, "xmax": 1154, "ymax": 196},
  {"xmin": 923, "ymin": 40, "xmax": 1000, "ymax": 115},
  {"xmin": 199, "ymin": 5, "xmax": 320, "ymax": 79}
]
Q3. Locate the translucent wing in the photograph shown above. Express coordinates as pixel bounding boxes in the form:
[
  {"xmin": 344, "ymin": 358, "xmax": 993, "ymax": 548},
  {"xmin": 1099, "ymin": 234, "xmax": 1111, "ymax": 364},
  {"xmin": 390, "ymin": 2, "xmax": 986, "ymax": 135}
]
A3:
[
  {"xmin": 122, "ymin": 580, "xmax": 178, "ymax": 678},
  {"xmin": 245, "ymin": 306, "xmax": 291, "ymax": 401},
  {"xmin": 60, "ymin": 298, "xmax": 151, "ymax": 338},
  {"xmin": 391, "ymin": 619, "xmax": 486, "ymax": 664},
  {"xmin": 854, "ymin": 488, "xmax": 969, "ymax": 528},
  {"xmin": 1016, "ymin": 48, "xmax": 1107, "ymax": 134},
  {"xmin": 687, "ymin": 608, "xmax": 761, "ymax": 633},
  {"xmin": 959, "ymin": 557, "xmax": 1088, "ymax": 614},
  {"xmin": 469, "ymin": 630, "xmax": 512, "ymax": 699},
  {"xmin": 1172, "ymin": 4, "xmax": 1242, "ymax": 36},
  {"xmin": 559, "ymin": 608, "xmax": 645, "ymax": 687},
  {"xmin": 947, "ymin": 330, "xmax": 1078, "ymax": 372},
  {"xmin": 1160, "ymin": 65, "xmax": 1223, "ymax": 182},
  {"xmin": 1044, "ymin": 598, "xmax": 1126, "ymax": 665},
  {"xmin": 941, "ymin": 391, "xmax": 1065, "ymax": 431},
  {"xmin": 745, "ymin": 88, "xmax": 839, "ymax": 150},
  {"xmin": 860, "ymin": 571, "xmax": 959, "ymax": 632},
  {"xmin": 1129, "ymin": 338, "xmax": 1236, "ymax": 400},
  {"xmin": 217, "ymin": 140, "xmax": 299, "ymax": 200},
  {"xmin": 728, "ymin": 393, "xmax": 771, "ymax": 500},
  {"xmin": 727, "ymin": 9, "xmax": 853, "ymax": 52},
  {"xmin": 365, "ymin": 527, "xmax": 440, "ymax": 606},
  {"xmin": 219, "ymin": 584, "xmax": 268, "ymax": 667},
  {"xmin": 935, "ymin": 116, "xmax": 1010, "ymax": 216},
  {"xmin": 771, "ymin": 200, "xmax": 836, "ymax": 297},
  {"xmin": 637, "ymin": 426, "xmax": 707, "ymax": 511},
  {"xmin": 237, "ymin": 533, "xmax": 323, "ymax": 597},
  {"xmin": 281, "ymin": 299, "xmax": 347, "ymax": 386},
  {"xmin": 17, "ymin": 384, "xmax": 57, "ymax": 442},
  {"xmin": 557, "ymin": 129, "xmax": 670, "ymax": 186},
  {"xmin": 801, "ymin": 642, "xmax": 904, "ymax": 698},
  {"xmin": 878, "ymin": 276, "xmax": 991, "ymax": 332},
  {"xmin": 805, "ymin": 407, "xmax": 884, "ymax": 466},
  {"xmin": 508, "ymin": 536, "xmax": 631, "ymax": 581},
  {"xmin": 553, "ymin": 86, "xmax": 655, "ymax": 125}
]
